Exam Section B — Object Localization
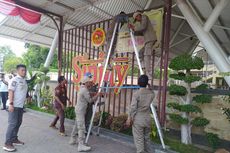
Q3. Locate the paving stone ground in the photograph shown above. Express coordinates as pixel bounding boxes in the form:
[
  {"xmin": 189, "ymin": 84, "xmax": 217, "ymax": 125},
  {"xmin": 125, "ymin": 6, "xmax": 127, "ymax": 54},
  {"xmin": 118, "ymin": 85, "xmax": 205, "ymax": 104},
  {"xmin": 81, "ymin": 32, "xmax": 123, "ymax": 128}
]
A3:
[{"xmin": 0, "ymin": 110, "xmax": 136, "ymax": 153}]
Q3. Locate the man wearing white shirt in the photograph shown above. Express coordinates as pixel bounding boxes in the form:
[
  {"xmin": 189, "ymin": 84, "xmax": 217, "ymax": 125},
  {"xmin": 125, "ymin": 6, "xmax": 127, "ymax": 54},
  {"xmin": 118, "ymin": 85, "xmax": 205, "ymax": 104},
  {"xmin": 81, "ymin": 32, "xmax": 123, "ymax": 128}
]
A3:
[
  {"xmin": 0, "ymin": 73, "xmax": 9, "ymax": 110},
  {"xmin": 3, "ymin": 64, "xmax": 28, "ymax": 152}
]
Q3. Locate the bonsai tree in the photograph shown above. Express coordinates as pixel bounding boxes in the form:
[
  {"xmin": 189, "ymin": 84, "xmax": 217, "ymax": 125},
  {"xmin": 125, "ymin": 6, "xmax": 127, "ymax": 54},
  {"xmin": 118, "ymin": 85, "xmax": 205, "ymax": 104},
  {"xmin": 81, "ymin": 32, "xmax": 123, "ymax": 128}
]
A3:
[{"xmin": 168, "ymin": 54, "xmax": 212, "ymax": 144}]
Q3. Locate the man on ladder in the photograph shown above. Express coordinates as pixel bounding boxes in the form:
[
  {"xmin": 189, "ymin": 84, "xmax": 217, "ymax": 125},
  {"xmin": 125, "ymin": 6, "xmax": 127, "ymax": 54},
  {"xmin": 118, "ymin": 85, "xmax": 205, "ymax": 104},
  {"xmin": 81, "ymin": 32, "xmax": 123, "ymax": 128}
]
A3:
[{"xmin": 129, "ymin": 11, "xmax": 158, "ymax": 80}]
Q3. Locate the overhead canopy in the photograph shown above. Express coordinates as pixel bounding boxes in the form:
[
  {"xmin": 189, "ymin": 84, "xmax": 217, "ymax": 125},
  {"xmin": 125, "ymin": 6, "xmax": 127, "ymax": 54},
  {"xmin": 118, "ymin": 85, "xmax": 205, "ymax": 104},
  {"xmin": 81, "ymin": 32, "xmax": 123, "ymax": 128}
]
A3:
[{"xmin": 0, "ymin": 0, "xmax": 229, "ymax": 58}]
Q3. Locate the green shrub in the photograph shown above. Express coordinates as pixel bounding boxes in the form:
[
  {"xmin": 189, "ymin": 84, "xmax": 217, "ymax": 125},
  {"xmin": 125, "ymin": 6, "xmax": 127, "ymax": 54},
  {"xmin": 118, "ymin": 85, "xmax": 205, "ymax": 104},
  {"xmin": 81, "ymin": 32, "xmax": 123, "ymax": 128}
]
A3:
[
  {"xmin": 196, "ymin": 84, "xmax": 208, "ymax": 90},
  {"xmin": 205, "ymin": 132, "xmax": 220, "ymax": 149},
  {"xmin": 191, "ymin": 117, "xmax": 209, "ymax": 127},
  {"xmin": 193, "ymin": 95, "xmax": 212, "ymax": 104},
  {"xmin": 65, "ymin": 107, "xmax": 76, "ymax": 120},
  {"xmin": 94, "ymin": 112, "xmax": 112, "ymax": 129},
  {"xmin": 150, "ymin": 115, "xmax": 158, "ymax": 141},
  {"xmin": 184, "ymin": 76, "xmax": 201, "ymax": 83},
  {"xmin": 110, "ymin": 114, "xmax": 128, "ymax": 132},
  {"xmin": 170, "ymin": 72, "xmax": 186, "ymax": 81},
  {"xmin": 167, "ymin": 103, "xmax": 181, "ymax": 111},
  {"xmin": 180, "ymin": 104, "xmax": 201, "ymax": 113},
  {"xmin": 169, "ymin": 84, "xmax": 187, "ymax": 96},
  {"xmin": 168, "ymin": 114, "xmax": 189, "ymax": 124},
  {"xmin": 170, "ymin": 73, "xmax": 201, "ymax": 83},
  {"xmin": 168, "ymin": 103, "xmax": 201, "ymax": 113},
  {"xmin": 41, "ymin": 87, "xmax": 53, "ymax": 108},
  {"xmin": 169, "ymin": 54, "xmax": 204, "ymax": 71}
]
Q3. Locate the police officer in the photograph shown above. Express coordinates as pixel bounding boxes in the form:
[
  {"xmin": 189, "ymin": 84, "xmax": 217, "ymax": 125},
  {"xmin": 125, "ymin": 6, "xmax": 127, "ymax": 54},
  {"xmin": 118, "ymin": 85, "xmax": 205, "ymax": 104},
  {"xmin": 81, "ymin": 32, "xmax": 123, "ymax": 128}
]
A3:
[
  {"xmin": 3, "ymin": 64, "xmax": 28, "ymax": 152},
  {"xmin": 69, "ymin": 73, "xmax": 99, "ymax": 152},
  {"xmin": 127, "ymin": 75, "xmax": 155, "ymax": 153},
  {"xmin": 129, "ymin": 11, "xmax": 158, "ymax": 79}
]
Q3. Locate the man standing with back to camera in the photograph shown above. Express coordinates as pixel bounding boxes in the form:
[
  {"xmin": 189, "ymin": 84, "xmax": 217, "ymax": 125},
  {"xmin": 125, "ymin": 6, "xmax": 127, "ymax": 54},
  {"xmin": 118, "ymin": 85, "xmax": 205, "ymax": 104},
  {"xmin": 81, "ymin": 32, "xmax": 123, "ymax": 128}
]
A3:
[{"xmin": 3, "ymin": 64, "xmax": 28, "ymax": 152}]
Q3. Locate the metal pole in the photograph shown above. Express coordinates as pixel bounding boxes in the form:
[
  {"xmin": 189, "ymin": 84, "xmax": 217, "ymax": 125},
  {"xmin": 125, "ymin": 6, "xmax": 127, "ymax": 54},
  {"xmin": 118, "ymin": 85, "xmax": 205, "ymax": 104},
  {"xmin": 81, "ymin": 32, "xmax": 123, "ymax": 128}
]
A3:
[
  {"xmin": 85, "ymin": 22, "xmax": 119, "ymax": 143},
  {"xmin": 44, "ymin": 31, "xmax": 59, "ymax": 67},
  {"xmin": 161, "ymin": 0, "xmax": 172, "ymax": 125},
  {"xmin": 158, "ymin": 9, "xmax": 166, "ymax": 120},
  {"xmin": 203, "ymin": 0, "xmax": 229, "ymax": 32},
  {"xmin": 58, "ymin": 16, "xmax": 63, "ymax": 76},
  {"xmin": 130, "ymin": 30, "xmax": 144, "ymax": 75},
  {"xmin": 176, "ymin": 0, "xmax": 230, "ymax": 86},
  {"xmin": 150, "ymin": 103, "xmax": 166, "ymax": 149}
]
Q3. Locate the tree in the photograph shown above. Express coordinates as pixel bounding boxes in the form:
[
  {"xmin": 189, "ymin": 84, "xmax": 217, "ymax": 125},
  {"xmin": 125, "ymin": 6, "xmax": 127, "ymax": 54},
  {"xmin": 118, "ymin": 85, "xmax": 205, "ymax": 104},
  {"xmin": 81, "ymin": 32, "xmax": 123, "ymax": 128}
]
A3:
[
  {"xmin": 0, "ymin": 46, "xmax": 16, "ymax": 60},
  {"xmin": 34, "ymin": 66, "xmax": 50, "ymax": 108},
  {"xmin": 168, "ymin": 54, "xmax": 212, "ymax": 144},
  {"xmin": 3, "ymin": 57, "xmax": 24, "ymax": 73},
  {"xmin": 23, "ymin": 43, "xmax": 58, "ymax": 70}
]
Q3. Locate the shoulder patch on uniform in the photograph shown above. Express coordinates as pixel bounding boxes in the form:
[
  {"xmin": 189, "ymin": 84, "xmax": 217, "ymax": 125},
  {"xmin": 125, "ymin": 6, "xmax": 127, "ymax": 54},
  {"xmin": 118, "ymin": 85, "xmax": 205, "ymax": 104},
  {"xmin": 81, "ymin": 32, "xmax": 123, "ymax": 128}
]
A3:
[{"xmin": 11, "ymin": 81, "xmax": 17, "ymax": 87}]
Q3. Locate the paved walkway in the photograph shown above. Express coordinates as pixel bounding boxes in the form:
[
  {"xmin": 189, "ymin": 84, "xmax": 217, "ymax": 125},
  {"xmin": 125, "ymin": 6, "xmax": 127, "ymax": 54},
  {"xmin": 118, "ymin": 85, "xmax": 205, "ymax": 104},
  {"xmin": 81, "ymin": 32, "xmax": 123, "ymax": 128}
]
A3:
[{"xmin": 0, "ymin": 110, "xmax": 136, "ymax": 153}]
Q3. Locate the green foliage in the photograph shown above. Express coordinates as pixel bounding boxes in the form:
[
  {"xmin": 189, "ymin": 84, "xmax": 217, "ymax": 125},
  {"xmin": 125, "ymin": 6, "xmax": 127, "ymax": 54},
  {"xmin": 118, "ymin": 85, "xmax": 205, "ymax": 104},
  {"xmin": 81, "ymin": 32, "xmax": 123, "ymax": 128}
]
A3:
[
  {"xmin": 127, "ymin": 66, "xmax": 139, "ymax": 77},
  {"xmin": 191, "ymin": 117, "xmax": 210, "ymax": 127},
  {"xmin": 169, "ymin": 114, "xmax": 189, "ymax": 124},
  {"xmin": 94, "ymin": 112, "xmax": 113, "ymax": 129},
  {"xmin": 167, "ymin": 103, "xmax": 181, "ymax": 110},
  {"xmin": 154, "ymin": 68, "xmax": 173, "ymax": 79},
  {"xmin": 196, "ymin": 84, "xmax": 209, "ymax": 90},
  {"xmin": 150, "ymin": 114, "xmax": 158, "ymax": 140},
  {"xmin": 184, "ymin": 75, "xmax": 201, "ymax": 83},
  {"xmin": 0, "ymin": 46, "xmax": 16, "ymax": 60},
  {"xmin": 39, "ymin": 66, "xmax": 50, "ymax": 75},
  {"xmin": 169, "ymin": 84, "xmax": 187, "ymax": 96},
  {"xmin": 27, "ymin": 78, "xmax": 36, "ymax": 92},
  {"xmin": 169, "ymin": 54, "xmax": 204, "ymax": 71},
  {"xmin": 170, "ymin": 72, "xmax": 186, "ymax": 80},
  {"xmin": 170, "ymin": 73, "xmax": 201, "ymax": 83},
  {"xmin": 193, "ymin": 95, "xmax": 212, "ymax": 104},
  {"xmin": 180, "ymin": 104, "xmax": 201, "ymax": 113},
  {"xmin": 205, "ymin": 132, "xmax": 220, "ymax": 149},
  {"xmin": 35, "ymin": 71, "xmax": 50, "ymax": 84},
  {"xmin": 41, "ymin": 87, "xmax": 53, "ymax": 108},
  {"xmin": 163, "ymin": 137, "xmax": 211, "ymax": 153},
  {"xmin": 26, "ymin": 102, "xmax": 54, "ymax": 114},
  {"xmin": 23, "ymin": 43, "xmax": 58, "ymax": 69},
  {"xmin": 65, "ymin": 107, "xmax": 76, "ymax": 120},
  {"xmin": 3, "ymin": 57, "xmax": 24, "ymax": 73},
  {"xmin": 168, "ymin": 103, "xmax": 201, "ymax": 113},
  {"xmin": 110, "ymin": 114, "xmax": 128, "ymax": 132}
]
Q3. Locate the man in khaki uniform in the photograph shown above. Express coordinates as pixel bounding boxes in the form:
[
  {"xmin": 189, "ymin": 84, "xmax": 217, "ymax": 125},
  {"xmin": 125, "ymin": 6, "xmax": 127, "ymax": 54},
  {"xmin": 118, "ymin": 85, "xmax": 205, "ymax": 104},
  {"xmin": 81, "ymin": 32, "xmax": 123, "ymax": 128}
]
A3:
[
  {"xmin": 127, "ymin": 75, "xmax": 155, "ymax": 153},
  {"xmin": 69, "ymin": 74, "xmax": 99, "ymax": 152},
  {"xmin": 129, "ymin": 11, "xmax": 158, "ymax": 79}
]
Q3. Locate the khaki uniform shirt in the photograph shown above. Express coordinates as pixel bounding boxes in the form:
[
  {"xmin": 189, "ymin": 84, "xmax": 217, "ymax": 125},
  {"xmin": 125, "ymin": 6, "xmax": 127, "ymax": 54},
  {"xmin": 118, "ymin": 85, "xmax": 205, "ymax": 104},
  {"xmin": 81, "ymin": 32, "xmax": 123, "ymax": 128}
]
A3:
[
  {"xmin": 75, "ymin": 85, "xmax": 97, "ymax": 121},
  {"xmin": 134, "ymin": 15, "xmax": 157, "ymax": 44},
  {"xmin": 129, "ymin": 88, "xmax": 155, "ymax": 127}
]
